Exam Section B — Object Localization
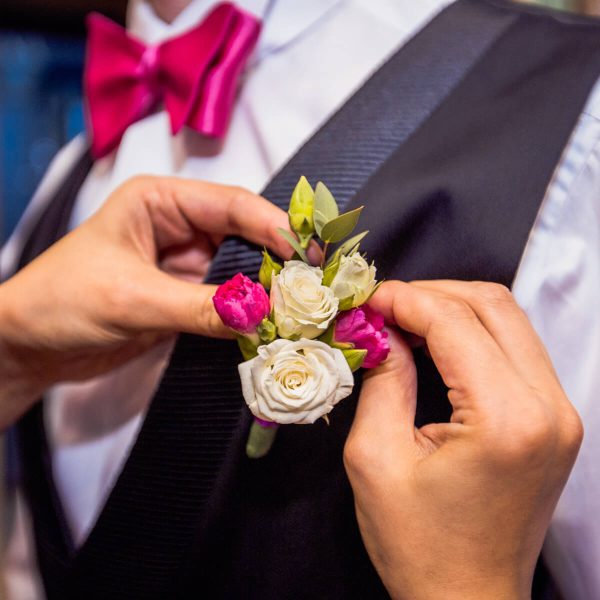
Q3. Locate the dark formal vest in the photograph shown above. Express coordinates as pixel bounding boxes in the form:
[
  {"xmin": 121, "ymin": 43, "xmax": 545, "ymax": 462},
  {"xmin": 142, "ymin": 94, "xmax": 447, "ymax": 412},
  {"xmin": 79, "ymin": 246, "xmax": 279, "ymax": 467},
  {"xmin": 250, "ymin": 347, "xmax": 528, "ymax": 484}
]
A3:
[{"xmin": 14, "ymin": 1, "xmax": 600, "ymax": 598}]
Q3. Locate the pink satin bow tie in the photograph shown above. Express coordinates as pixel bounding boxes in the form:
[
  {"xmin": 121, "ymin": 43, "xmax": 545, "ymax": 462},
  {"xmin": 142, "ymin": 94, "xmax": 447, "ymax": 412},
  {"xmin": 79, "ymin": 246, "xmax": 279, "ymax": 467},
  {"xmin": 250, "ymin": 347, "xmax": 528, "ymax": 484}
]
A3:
[{"xmin": 84, "ymin": 3, "xmax": 261, "ymax": 159}]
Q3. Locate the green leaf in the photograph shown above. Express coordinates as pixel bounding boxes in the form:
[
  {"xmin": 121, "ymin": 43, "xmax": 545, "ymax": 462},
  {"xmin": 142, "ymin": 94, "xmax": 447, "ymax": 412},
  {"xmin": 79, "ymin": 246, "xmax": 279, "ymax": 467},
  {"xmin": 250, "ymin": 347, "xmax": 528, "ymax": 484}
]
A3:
[
  {"xmin": 322, "ymin": 251, "xmax": 341, "ymax": 287},
  {"xmin": 236, "ymin": 334, "xmax": 259, "ymax": 361},
  {"xmin": 332, "ymin": 340, "xmax": 354, "ymax": 350},
  {"xmin": 314, "ymin": 182, "xmax": 339, "ymax": 237},
  {"xmin": 365, "ymin": 280, "xmax": 384, "ymax": 303},
  {"xmin": 258, "ymin": 248, "xmax": 282, "ymax": 290},
  {"xmin": 318, "ymin": 322, "xmax": 336, "ymax": 346},
  {"xmin": 338, "ymin": 295, "xmax": 356, "ymax": 311},
  {"xmin": 320, "ymin": 206, "xmax": 364, "ymax": 244},
  {"xmin": 325, "ymin": 247, "xmax": 342, "ymax": 267},
  {"xmin": 337, "ymin": 230, "xmax": 369, "ymax": 257},
  {"xmin": 342, "ymin": 348, "xmax": 368, "ymax": 372},
  {"xmin": 277, "ymin": 227, "xmax": 309, "ymax": 263},
  {"xmin": 317, "ymin": 321, "xmax": 353, "ymax": 350}
]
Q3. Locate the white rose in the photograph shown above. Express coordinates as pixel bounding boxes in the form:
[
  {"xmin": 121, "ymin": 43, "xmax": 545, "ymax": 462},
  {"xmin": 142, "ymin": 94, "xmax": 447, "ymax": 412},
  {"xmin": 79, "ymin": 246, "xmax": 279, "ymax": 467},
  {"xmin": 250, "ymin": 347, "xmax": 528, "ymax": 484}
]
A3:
[
  {"xmin": 239, "ymin": 338, "xmax": 354, "ymax": 425},
  {"xmin": 271, "ymin": 260, "xmax": 339, "ymax": 339},
  {"xmin": 329, "ymin": 253, "xmax": 377, "ymax": 307}
]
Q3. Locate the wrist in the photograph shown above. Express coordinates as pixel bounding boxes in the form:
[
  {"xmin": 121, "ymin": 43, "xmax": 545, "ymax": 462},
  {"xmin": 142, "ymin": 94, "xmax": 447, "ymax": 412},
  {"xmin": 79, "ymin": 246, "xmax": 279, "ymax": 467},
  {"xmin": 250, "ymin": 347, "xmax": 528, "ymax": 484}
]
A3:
[{"xmin": 387, "ymin": 571, "xmax": 530, "ymax": 600}]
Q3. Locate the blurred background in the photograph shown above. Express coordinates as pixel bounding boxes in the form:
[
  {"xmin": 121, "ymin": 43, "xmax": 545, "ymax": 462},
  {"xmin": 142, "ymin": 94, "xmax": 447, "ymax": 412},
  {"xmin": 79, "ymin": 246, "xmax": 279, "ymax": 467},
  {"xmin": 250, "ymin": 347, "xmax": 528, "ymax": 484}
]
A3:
[
  {"xmin": 0, "ymin": 0, "xmax": 125, "ymax": 243},
  {"xmin": 0, "ymin": 0, "xmax": 599, "ymax": 242}
]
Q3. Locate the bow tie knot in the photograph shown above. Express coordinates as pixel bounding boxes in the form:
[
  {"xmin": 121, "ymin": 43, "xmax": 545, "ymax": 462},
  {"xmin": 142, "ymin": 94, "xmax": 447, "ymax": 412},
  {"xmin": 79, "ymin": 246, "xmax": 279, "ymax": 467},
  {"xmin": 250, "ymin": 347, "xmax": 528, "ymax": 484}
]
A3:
[
  {"xmin": 135, "ymin": 46, "xmax": 162, "ymax": 118},
  {"xmin": 84, "ymin": 3, "xmax": 261, "ymax": 159},
  {"xmin": 137, "ymin": 46, "xmax": 160, "ymax": 80}
]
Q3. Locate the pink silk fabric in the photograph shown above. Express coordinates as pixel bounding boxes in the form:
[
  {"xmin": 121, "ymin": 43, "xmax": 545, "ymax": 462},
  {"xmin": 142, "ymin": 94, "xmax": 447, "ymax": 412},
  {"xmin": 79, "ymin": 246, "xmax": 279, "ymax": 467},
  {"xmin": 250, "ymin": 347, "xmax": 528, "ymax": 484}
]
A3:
[{"xmin": 84, "ymin": 3, "xmax": 261, "ymax": 158}]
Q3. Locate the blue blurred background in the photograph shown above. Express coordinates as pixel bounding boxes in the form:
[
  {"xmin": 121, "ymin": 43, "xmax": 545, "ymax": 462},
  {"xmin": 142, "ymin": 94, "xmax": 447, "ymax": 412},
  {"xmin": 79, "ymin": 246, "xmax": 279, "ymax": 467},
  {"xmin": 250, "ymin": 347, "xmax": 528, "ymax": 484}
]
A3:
[
  {"xmin": 0, "ymin": 0, "xmax": 125, "ymax": 243},
  {"xmin": 0, "ymin": 34, "xmax": 85, "ymax": 241}
]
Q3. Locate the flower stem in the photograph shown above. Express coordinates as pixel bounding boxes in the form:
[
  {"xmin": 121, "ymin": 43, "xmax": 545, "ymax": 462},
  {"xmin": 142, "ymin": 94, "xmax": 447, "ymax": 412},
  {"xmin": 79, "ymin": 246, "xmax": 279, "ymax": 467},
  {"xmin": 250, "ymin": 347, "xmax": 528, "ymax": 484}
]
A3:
[
  {"xmin": 321, "ymin": 241, "xmax": 329, "ymax": 268},
  {"xmin": 246, "ymin": 418, "xmax": 279, "ymax": 459}
]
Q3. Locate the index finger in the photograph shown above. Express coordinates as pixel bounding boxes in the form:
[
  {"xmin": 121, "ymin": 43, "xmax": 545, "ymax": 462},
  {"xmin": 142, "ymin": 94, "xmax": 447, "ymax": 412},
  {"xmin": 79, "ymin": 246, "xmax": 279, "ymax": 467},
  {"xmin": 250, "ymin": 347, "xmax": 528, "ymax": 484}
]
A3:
[
  {"xmin": 410, "ymin": 280, "xmax": 556, "ymax": 388},
  {"xmin": 369, "ymin": 281, "xmax": 517, "ymax": 403},
  {"xmin": 115, "ymin": 176, "xmax": 318, "ymax": 262}
]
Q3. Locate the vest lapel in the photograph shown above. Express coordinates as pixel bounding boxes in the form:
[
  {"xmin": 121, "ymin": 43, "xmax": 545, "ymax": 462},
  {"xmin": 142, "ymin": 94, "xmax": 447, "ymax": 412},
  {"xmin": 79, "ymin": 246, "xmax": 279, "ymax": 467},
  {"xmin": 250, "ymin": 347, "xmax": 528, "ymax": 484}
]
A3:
[{"xmin": 16, "ymin": 149, "xmax": 94, "ymax": 270}]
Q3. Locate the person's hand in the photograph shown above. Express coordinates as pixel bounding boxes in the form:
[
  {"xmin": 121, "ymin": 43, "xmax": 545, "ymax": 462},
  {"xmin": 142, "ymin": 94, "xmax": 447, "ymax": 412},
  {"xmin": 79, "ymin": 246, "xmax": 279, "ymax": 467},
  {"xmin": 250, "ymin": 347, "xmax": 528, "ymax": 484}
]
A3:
[
  {"xmin": 344, "ymin": 280, "xmax": 583, "ymax": 600},
  {"xmin": 0, "ymin": 176, "xmax": 300, "ymax": 428}
]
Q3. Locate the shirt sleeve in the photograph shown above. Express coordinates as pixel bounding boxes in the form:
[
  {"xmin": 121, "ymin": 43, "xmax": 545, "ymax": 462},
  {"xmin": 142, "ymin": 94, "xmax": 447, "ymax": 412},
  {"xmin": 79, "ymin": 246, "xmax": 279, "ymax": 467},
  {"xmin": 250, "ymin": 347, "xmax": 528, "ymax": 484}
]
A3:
[{"xmin": 512, "ymin": 79, "xmax": 600, "ymax": 600}]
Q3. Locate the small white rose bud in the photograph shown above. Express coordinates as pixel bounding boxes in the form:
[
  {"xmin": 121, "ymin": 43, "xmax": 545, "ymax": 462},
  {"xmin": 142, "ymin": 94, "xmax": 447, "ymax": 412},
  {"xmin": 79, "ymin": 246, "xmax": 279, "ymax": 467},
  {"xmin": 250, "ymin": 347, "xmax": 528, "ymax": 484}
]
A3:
[{"xmin": 329, "ymin": 253, "xmax": 377, "ymax": 307}]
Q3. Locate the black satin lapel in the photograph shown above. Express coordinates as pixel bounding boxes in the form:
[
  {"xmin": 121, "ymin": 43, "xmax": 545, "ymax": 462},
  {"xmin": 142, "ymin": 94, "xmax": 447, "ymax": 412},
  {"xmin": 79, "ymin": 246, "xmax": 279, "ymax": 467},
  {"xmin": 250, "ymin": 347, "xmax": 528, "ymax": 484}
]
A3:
[
  {"xmin": 352, "ymin": 2, "xmax": 600, "ymax": 287},
  {"xmin": 17, "ymin": 148, "xmax": 94, "ymax": 270},
  {"xmin": 15, "ymin": 147, "xmax": 95, "ymax": 570},
  {"xmin": 344, "ymin": 2, "xmax": 600, "ymax": 428}
]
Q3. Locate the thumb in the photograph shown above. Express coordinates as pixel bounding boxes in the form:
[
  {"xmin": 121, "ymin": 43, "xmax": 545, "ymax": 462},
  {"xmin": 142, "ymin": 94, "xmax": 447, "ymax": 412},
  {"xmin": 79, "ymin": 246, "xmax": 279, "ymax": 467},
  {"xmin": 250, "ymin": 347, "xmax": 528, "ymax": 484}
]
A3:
[
  {"xmin": 119, "ymin": 267, "xmax": 233, "ymax": 339},
  {"xmin": 346, "ymin": 329, "xmax": 418, "ymax": 467}
]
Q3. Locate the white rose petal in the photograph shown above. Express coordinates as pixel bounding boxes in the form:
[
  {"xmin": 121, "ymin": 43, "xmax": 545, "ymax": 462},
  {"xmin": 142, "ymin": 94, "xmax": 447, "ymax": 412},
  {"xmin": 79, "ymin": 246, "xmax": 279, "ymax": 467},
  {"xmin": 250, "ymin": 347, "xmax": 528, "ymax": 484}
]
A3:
[
  {"xmin": 271, "ymin": 260, "xmax": 339, "ymax": 339},
  {"xmin": 330, "ymin": 253, "xmax": 377, "ymax": 307},
  {"xmin": 239, "ymin": 338, "xmax": 354, "ymax": 425}
]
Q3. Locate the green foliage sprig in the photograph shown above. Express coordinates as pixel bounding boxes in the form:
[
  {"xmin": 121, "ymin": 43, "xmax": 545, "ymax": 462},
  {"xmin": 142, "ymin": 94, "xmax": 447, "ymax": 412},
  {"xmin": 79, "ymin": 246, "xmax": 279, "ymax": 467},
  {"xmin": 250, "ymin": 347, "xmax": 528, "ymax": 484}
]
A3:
[{"xmin": 260, "ymin": 176, "xmax": 369, "ymax": 289}]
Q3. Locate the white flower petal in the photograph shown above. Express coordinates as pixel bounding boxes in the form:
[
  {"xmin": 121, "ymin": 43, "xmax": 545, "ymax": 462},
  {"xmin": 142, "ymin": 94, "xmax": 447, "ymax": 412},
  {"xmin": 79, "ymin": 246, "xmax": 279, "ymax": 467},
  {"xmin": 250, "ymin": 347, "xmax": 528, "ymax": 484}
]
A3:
[
  {"xmin": 330, "ymin": 254, "xmax": 377, "ymax": 306},
  {"xmin": 238, "ymin": 338, "xmax": 354, "ymax": 425},
  {"xmin": 271, "ymin": 262, "xmax": 338, "ymax": 340}
]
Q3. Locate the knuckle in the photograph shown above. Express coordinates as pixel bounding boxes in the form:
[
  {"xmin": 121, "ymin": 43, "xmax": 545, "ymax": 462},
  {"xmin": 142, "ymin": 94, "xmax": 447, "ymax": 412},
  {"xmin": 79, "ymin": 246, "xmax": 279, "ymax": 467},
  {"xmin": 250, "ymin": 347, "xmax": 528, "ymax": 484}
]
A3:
[
  {"xmin": 433, "ymin": 297, "xmax": 474, "ymax": 324},
  {"xmin": 472, "ymin": 281, "xmax": 514, "ymax": 307},
  {"xmin": 343, "ymin": 435, "xmax": 384, "ymax": 481},
  {"xmin": 225, "ymin": 186, "xmax": 255, "ymax": 232},
  {"xmin": 122, "ymin": 175, "xmax": 153, "ymax": 199},
  {"xmin": 482, "ymin": 390, "xmax": 583, "ymax": 469},
  {"xmin": 126, "ymin": 174, "xmax": 150, "ymax": 189},
  {"xmin": 191, "ymin": 290, "xmax": 228, "ymax": 338},
  {"xmin": 120, "ymin": 176, "xmax": 163, "ymax": 212},
  {"xmin": 486, "ymin": 405, "xmax": 558, "ymax": 464},
  {"xmin": 230, "ymin": 185, "xmax": 255, "ymax": 207},
  {"xmin": 192, "ymin": 292, "xmax": 214, "ymax": 334},
  {"xmin": 558, "ymin": 403, "xmax": 584, "ymax": 454},
  {"xmin": 517, "ymin": 418, "xmax": 557, "ymax": 453}
]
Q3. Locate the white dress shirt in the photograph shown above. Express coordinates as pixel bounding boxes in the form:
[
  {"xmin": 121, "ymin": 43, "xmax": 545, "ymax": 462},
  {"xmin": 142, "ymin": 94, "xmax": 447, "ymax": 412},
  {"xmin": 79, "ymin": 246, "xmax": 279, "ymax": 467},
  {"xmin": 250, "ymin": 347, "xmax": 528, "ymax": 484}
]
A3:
[{"xmin": 2, "ymin": 1, "xmax": 600, "ymax": 598}]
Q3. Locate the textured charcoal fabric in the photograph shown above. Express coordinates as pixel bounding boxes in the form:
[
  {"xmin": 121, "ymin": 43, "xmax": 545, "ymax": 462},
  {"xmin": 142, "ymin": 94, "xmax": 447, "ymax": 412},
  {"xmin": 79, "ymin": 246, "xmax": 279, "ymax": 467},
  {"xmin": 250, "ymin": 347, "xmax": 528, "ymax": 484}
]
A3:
[
  {"xmin": 16, "ymin": 149, "xmax": 94, "ymax": 269},
  {"xmin": 14, "ymin": 0, "xmax": 600, "ymax": 598}
]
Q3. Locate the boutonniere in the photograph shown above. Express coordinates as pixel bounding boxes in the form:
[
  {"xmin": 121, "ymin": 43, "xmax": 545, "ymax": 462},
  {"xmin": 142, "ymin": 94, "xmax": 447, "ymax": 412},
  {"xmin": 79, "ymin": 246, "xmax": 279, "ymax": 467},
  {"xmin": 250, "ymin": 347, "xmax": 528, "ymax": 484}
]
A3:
[{"xmin": 213, "ymin": 177, "xmax": 389, "ymax": 458}]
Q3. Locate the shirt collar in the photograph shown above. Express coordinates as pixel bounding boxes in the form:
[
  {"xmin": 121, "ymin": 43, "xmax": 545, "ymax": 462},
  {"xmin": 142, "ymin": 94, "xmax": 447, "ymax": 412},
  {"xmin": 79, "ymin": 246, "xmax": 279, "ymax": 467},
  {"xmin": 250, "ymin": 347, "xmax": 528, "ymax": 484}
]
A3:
[{"xmin": 127, "ymin": 0, "xmax": 343, "ymax": 55}]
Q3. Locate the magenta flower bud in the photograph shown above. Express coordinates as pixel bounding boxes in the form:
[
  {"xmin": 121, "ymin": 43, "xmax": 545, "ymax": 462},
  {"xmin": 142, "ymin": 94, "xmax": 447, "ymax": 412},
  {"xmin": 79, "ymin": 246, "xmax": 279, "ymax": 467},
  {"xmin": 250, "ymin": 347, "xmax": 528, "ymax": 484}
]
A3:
[
  {"xmin": 213, "ymin": 273, "xmax": 271, "ymax": 334},
  {"xmin": 334, "ymin": 305, "xmax": 390, "ymax": 369}
]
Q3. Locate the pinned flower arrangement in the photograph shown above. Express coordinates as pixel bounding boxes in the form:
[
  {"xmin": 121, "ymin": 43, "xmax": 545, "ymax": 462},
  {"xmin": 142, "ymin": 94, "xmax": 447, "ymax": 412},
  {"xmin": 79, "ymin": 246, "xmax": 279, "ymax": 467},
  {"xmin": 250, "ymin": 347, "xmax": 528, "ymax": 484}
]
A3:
[{"xmin": 212, "ymin": 176, "xmax": 389, "ymax": 458}]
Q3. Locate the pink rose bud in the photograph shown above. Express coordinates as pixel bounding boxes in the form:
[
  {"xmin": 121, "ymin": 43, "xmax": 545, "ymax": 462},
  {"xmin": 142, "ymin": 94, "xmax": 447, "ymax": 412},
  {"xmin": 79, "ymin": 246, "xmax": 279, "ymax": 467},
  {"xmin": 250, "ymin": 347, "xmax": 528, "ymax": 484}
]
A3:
[
  {"xmin": 334, "ymin": 305, "xmax": 390, "ymax": 369},
  {"xmin": 213, "ymin": 273, "xmax": 271, "ymax": 334}
]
